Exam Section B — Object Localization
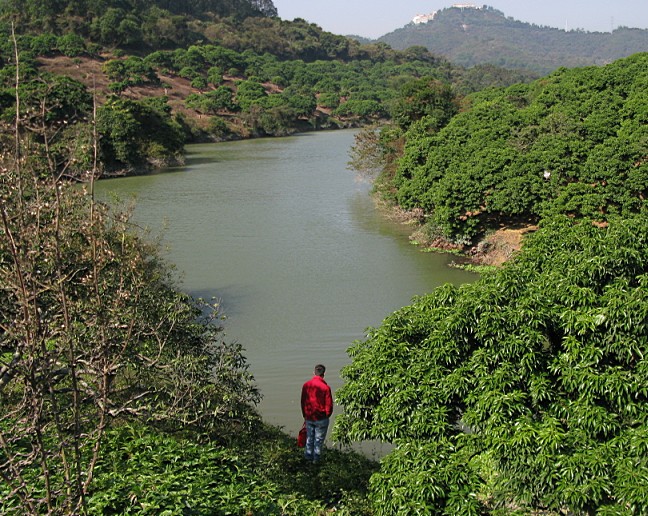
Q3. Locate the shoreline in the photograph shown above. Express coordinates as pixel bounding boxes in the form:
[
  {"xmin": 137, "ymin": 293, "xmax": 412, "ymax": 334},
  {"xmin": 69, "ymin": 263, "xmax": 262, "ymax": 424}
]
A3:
[{"xmin": 371, "ymin": 194, "xmax": 535, "ymax": 269}]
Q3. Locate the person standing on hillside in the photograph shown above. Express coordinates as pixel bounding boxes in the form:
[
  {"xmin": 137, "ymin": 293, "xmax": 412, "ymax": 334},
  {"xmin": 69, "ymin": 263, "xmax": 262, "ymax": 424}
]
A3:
[{"xmin": 301, "ymin": 364, "xmax": 333, "ymax": 463}]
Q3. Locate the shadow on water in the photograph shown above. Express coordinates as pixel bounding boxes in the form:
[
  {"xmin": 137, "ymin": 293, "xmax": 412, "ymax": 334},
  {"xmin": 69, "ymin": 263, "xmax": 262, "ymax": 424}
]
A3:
[{"xmin": 188, "ymin": 286, "xmax": 255, "ymax": 321}]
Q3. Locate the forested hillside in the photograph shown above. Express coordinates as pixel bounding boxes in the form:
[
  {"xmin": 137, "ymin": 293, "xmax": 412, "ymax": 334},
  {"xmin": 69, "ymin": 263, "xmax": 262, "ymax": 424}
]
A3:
[
  {"xmin": 336, "ymin": 53, "xmax": 648, "ymax": 514},
  {"xmin": 1, "ymin": 0, "xmax": 277, "ymax": 37},
  {"xmin": 0, "ymin": 0, "xmax": 534, "ymax": 175},
  {"xmin": 366, "ymin": 53, "xmax": 647, "ymax": 245},
  {"xmin": 377, "ymin": 6, "xmax": 648, "ymax": 74}
]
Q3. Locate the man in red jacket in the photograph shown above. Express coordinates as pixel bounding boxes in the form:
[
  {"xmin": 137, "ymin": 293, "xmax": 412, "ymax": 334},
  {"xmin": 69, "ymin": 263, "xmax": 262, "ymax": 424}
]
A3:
[{"xmin": 301, "ymin": 364, "xmax": 333, "ymax": 463}]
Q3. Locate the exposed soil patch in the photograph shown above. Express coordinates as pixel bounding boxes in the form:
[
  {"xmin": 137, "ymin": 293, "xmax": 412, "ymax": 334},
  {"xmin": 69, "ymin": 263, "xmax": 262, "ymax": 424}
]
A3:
[
  {"xmin": 373, "ymin": 198, "xmax": 537, "ymax": 267},
  {"xmin": 38, "ymin": 54, "xmax": 204, "ymax": 115},
  {"xmin": 468, "ymin": 225, "xmax": 538, "ymax": 266}
]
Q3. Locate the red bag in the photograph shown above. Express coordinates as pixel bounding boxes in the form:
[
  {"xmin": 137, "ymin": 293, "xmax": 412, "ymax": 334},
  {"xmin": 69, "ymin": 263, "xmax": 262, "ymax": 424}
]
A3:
[{"xmin": 297, "ymin": 423, "xmax": 307, "ymax": 447}]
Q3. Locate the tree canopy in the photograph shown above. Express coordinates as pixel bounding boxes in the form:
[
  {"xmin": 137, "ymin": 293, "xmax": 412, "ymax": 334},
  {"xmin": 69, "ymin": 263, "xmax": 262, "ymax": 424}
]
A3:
[
  {"xmin": 334, "ymin": 214, "xmax": 648, "ymax": 513},
  {"xmin": 387, "ymin": 53, "xmax": 648, "ymax": 243},
  {"xmin": 337, "ymin": 50, "xmax": 648, "ymax": 515}
]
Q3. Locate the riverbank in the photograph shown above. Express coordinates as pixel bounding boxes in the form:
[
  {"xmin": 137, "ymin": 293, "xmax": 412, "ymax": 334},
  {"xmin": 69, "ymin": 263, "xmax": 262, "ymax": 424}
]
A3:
[
  {"xmin": 38, "ymin": 55, "xmax": 380, "ymax": 177},
  {"xmin": 372, "ymin": 197, "xmax": 536, "ymax": 268}
]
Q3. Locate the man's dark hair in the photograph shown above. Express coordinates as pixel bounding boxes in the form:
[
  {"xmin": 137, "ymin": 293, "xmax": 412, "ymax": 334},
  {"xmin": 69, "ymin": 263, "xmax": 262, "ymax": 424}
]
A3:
[{"xmin": 314, "ymin": 364, "xmax": 326, "ymax": 376}]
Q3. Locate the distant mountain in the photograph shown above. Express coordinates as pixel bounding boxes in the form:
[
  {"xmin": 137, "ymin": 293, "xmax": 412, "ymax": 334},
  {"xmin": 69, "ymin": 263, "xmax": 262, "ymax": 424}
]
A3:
[
  {"xmin": 377, "ymin": 5, "xmax": 648, "ymax": 74},
  {"xmin": 346, "ymin": 34, "xmax": 373, "ymax": 45}
]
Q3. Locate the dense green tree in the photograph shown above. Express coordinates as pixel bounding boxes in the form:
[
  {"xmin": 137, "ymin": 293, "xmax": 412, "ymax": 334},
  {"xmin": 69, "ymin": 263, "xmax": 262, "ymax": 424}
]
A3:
[
  {"xmin": 97, "ymin": 95, "xmax": 185, "ymax": 169},
  {"xmin": 93, "ymin": 7, "xmax": 128, "ymax": 45},
  {"xmin": 56, "ymin": 32, "xmax": 86, "ymax": 56},
  {"xmin": 185, "ymin": 85, "xmax": 236, "ymax": 114},
  {"xmin": 390, "ymin": 76, "xmax": 458, "ymax": 130},
  {"xmin": 278, "ymin": 86, "xmax": 316, "ymax": 117},
  {"xmin": 207, "ymin": 65, "xmax": 224, "ymax": 85},
  {"xmin": 334, "ymin": 215, "xmax": 648, "ymax": 514},
  {"xmin": 387, "ymin": 53, "xmax": 648, "ymax": 241},
  {"xmin": 334, "ymin": 98, "xmax": 385, "ymax": 119},
  {"xmin": 235, "ymin": 78, "xmax": 266, "ymax": 110},
  {"xmin": 103, "ymin": 56, "xmax": 159, "ymax": 90},
  {"xmin": 28, "ymin": 33, "xmax": 58, "ymax": 56}
]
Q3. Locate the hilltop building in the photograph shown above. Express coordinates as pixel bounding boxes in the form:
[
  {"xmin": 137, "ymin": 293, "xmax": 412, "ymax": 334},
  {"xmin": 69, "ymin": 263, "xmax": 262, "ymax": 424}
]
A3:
[
  {"xmin": 412, "ymin": 11, "xmax": 437, "ymax": 24},
  {"xmin": 412, "ymin": 3, "xmax": 483, "ymax": 24},
  {"xmin": 453, "ymin": 3, "xmax": 481, "ymax": 9}
]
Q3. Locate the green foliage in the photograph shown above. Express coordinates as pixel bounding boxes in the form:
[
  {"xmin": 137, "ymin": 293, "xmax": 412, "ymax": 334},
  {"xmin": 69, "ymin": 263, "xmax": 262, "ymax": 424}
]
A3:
[
  {"xmin": 334, "ymin": 99, "xmax": 385, "ymax": 119},
  {"xmin": 28, "ymin": 33, "xmax": 58, "ymax": 56},
  {"xmin": 317, "ymin": 92, "xmax": 340, "ymax": 109},
  {"xmin": 191, "ymin": 75, "xmax": 208, "ymax": 89},
  {"xmin": 278, "ymin": 86, "xmax": 317, "ymax": 117},
  {"xmin": 87, "ymin": 425, "xmax": 287, "ymax": 515},
  {"xmin": 11, "ymin": 73, "xmax": 92, "ymax": 124},
  {"xmin": 91, "ymin": 7, "xmax": 144, "ymax": 48},
  {"xmin": 389, "ymin": 53, "xmax": 648, "ymax": 240},
  {"xmin": 0, "ymin": 0, "xmax": 277, "ymax": 45},
  {"xmin": 186, "ymin": 86, "xmax": 236, "ymax": 114},
  {"xmin": 207, "ymin": 65, "xmax": 224, "ymax": 85},
  {"xmin": 103, "ymin": 56, "xmax": 159, "ymax": 92},
  {"xmin": 78, "ymin": 422, "xmax": 376, "ymax": 515},
  {"xmin": 390, "ymin": 76, "xmax": 458, "ymax": 130},
  {"xmin": 56, "ymin": 32, "xmax": 86, "ymax": 57},
  {"xmin": 370, "ymin": 439, "xmax": 483, "ymax": 515},
  {"xmin": 334, "ymin": 215, "xmax": 648, "ymax": 513},
  {"xmin": 97, "ymin": 95, "xmax": 185, "ymax": 169},
  {"xmin": 235, "ymin": 78, "xmax": 267, "ymax": 110}
]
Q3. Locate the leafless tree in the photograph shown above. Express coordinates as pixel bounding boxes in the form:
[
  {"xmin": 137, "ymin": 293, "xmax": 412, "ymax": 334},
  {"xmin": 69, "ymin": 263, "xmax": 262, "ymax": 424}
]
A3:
[{"xmin": 0, "ymin": 25, "xmax": 259, "ymax": 514}]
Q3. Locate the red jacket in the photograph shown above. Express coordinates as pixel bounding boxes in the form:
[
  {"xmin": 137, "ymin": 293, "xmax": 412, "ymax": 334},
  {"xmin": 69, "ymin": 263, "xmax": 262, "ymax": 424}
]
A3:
[{"xmin": 301, "ymin": 375, "xmax": 333, "ymax": 421}]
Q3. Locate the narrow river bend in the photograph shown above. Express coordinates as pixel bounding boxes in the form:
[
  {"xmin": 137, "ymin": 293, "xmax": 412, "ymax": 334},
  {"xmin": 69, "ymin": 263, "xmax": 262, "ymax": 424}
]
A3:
[{"xmin": 96, "ymin": 129, "xmax": 475, "ymax": 441}]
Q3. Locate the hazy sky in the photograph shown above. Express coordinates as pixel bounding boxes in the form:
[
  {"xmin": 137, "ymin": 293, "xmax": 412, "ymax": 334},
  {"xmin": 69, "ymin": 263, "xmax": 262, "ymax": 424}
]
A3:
[{"xmin": 271, "ymin": 0, "xmax": 648, "ymax": 39}]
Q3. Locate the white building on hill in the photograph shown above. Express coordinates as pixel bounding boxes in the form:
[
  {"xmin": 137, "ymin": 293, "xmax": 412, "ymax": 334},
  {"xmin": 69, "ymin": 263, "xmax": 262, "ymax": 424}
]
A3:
[
  {"xmin": 412, "ymin": 11, "xmax": 437, "ymax": 24},
  {"xmin": 412, "ymin": 4, "xmax": 483, "ymax": 24},
  {"xmin": 452, "ymin": 3, "xmax": 481, "ymax": 9}
]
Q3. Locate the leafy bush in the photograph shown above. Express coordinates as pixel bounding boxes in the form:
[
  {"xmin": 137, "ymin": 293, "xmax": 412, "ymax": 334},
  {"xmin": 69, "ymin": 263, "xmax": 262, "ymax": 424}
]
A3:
[
  {"xmin": 97, "ymin": 95, "xmax": 185, "ymax": 169},
  {"xmin": 334, "ymin": 98, "xmax": 385, "ymax": 119},
  {"xmin": 334, "ymin": 215, "xmax": 648, "ymax": 513},
  {"xmin": 235, "ymin": 79, "xmax": 267, "ymax": 110},
  {"xmin": 103, "ymin": 56, "xmax": 159, "ymax": 87},
  {"xmin": 28, "ymin": 33, "xmax": 57, "ymax": 56},
  {"xmin": 56, "ymin": 33, "xmax": 86, "ymax": 57},
  {"xmin": 186, "ymin": 86, "xmax": 236, "ymax": 114}
]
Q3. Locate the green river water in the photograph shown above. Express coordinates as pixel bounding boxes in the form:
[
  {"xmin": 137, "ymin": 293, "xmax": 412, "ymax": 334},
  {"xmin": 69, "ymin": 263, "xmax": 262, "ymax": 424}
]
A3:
[{"xmin": 96, "ymin": 129, "xmax": 475, "ymax": 450}]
